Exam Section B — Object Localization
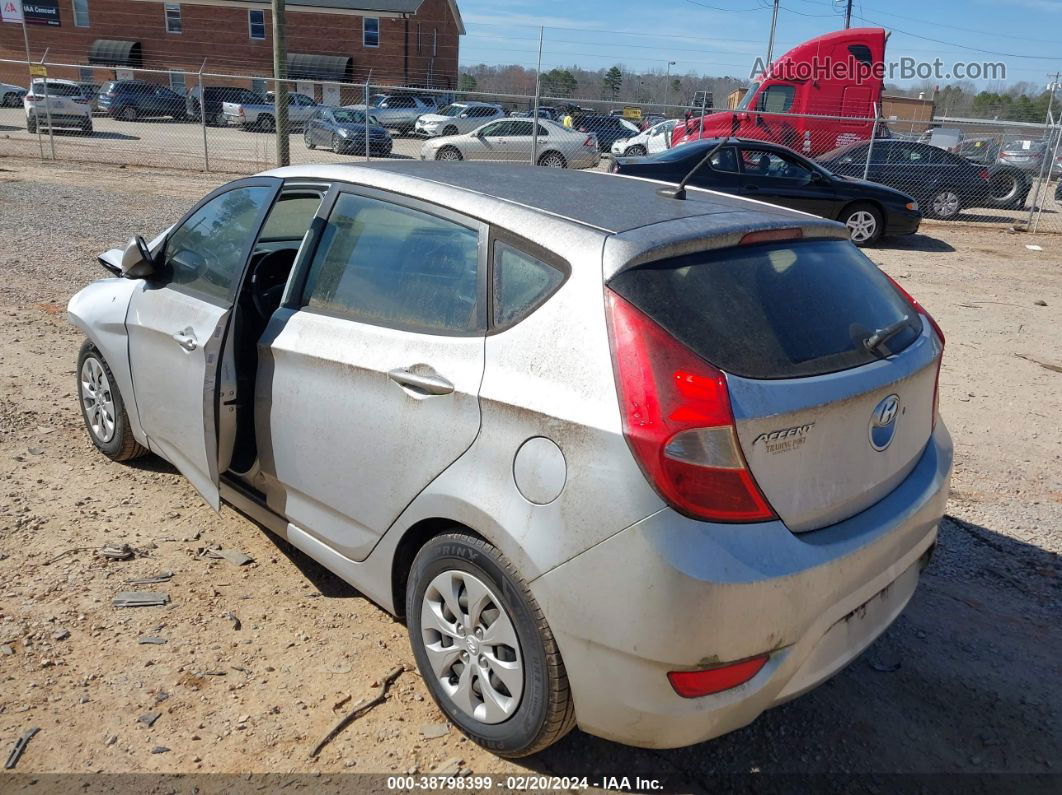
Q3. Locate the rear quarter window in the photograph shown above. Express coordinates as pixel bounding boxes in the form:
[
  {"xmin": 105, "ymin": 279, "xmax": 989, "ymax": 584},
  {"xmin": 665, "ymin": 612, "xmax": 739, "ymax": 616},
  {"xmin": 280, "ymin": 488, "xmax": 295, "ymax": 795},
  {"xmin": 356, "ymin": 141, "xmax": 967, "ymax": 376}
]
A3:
[
  {"xmin": 492, "ymin": 243, "xmax": 565, "ymax": 328},
  {"xmin": 608, "ymin": 239, "xmax": 922, "ymax": 379}
]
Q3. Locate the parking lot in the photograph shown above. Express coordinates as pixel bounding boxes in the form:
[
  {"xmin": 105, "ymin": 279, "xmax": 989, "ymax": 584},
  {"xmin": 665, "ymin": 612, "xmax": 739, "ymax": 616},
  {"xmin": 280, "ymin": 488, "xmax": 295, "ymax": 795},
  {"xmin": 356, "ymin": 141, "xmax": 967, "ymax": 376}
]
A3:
[{"xmin": 0, "ymin": 157, "xmax": 1060, "ymax": 787}]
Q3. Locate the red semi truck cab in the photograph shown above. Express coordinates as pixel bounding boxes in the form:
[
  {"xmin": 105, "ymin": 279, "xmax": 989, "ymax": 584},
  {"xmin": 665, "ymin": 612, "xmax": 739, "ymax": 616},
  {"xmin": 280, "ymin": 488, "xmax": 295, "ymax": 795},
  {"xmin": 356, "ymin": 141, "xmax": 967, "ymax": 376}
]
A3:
[{"xmin": 673, "ymin": 27, "xmax": 887, "ymax": 155}]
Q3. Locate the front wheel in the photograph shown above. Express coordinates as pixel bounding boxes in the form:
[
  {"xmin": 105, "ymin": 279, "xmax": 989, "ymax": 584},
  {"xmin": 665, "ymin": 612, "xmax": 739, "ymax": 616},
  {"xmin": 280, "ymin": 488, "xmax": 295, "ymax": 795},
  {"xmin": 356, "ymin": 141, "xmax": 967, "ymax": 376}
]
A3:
[
  {"xmin": 928, "ymin": 188, "xmax": 961, "ymax": 220},
  {"xmin": 331, "ymin": 133, "xmax": 345, "ymax": 154},
  {"xmin": 304, "ymin": 130, "xmax": 316, "ymax": 149},
  {"xmin": 257, "ymin": 114, "xmax": 275, "ymax": 133},
  {"xmin": 840, "ymin": 202, "xmax": 882, "ymax": 247},
  {"xmin": 406, "ymin": 532, "xmax": 576, "ymax": 758},
  {"xmin": 624, "ymin": 144, "xmax": 646, "ymax": 157},
  {"xmin": 119, "ymin": 105, "xmax": 138, "ymax": 121},
  {"xmin": 77, "ymin": 342, "xmax": 147, "ymax": 462},
  {"xmin": 435, "ymin": 146, "xmax": 462, "ymax": 161}
]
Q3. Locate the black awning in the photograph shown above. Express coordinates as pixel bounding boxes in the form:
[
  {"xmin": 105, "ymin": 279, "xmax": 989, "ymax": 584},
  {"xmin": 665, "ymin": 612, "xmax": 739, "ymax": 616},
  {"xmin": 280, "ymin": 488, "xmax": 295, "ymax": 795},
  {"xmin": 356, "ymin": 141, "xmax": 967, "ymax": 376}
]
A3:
[
  {"xmin": 88, "ymin": 39, "xmax": 143, "ymax": 67},
  {"xmin": 287, "ymin": 53, "xmax": 353, "ymax": 83}
]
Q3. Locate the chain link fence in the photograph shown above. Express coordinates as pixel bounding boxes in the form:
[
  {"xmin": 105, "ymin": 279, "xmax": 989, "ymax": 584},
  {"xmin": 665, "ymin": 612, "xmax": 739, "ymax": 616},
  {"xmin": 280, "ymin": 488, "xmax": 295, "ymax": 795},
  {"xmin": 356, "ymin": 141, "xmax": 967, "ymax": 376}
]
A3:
[{"xmin": 2, "ymin": 57, "xmax": 1061, "ymax": 233}]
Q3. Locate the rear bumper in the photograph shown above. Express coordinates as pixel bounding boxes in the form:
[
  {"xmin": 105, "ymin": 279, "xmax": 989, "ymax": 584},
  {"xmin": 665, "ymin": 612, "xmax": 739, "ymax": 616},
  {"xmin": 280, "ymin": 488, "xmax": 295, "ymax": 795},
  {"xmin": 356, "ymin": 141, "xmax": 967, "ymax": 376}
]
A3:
[{"xmin": 531, "ymin": 421, "xmax": 952, "ymax": 749}]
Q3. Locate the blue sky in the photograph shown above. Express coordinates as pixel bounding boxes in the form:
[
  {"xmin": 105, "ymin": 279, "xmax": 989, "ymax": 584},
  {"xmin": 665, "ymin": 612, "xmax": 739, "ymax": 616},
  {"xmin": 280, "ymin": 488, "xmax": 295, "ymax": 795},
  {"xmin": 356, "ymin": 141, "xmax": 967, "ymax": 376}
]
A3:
[{"xmin": 457, "ymin": 0, "xmax": 1062, "ymax": 89}]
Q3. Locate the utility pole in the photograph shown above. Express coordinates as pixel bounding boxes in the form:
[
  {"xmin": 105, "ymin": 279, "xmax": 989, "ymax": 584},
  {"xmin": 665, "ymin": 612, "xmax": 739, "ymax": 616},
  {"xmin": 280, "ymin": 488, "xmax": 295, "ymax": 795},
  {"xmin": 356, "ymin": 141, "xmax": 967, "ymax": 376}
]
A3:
[
  {"xmin": 272, "ymin": 0, "xmax": 289, "ymax": 167},
  {"xmin": 531, "ymin": 26, "xmax": 543, "ymax": 166},
  {"xmin": 663, "ymin": 60, "xmax": 676, "ymax": 112},
  {"xmin": 765, "ymin": 0, "xmax": 780, "ymax": 70},
  {"xmin": 844, "ymin": 0, "xmax": 853, "ymax": 29}
]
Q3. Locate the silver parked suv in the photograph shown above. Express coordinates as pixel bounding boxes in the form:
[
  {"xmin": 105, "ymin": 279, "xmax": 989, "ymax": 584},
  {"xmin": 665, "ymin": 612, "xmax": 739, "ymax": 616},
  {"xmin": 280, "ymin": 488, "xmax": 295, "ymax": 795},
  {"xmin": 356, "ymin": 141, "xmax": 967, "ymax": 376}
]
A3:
[{"xmin": 68, "ymin": 163, "xmax": 951, "ymax": 756}]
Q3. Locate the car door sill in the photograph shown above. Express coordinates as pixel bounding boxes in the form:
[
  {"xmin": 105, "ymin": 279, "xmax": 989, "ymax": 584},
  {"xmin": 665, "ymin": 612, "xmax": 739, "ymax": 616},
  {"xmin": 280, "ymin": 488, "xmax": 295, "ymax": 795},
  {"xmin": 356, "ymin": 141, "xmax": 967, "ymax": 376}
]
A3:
[{"xmin": 219, "ymin": 475, "xmax": 289, "ymax": 540}]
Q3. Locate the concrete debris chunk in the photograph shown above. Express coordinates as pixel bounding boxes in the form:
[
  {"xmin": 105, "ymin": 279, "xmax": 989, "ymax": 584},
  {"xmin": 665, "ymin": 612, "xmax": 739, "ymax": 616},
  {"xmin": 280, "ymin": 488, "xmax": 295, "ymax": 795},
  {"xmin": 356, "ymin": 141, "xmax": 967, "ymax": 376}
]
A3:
[
  {"xmin": 100, "ymin": 543, "xmax": 135, "ymax": 560},
  {"xmin": 197, "ymin": 544, "xmax": 254, "ymax": 566},
  {"xmin": 138, "ymin": 711, "xmax": 161, "ymax": 728},
  {"xmin": 113, "ymin": 591, "xmax": 170, "ymax": 608},
  {"xmin": 431, "ymin": 756, "xmax": 464, "ymax": 776},
  {"xmin": 138, "ymin": 636, "xmax": 167, "ymax": 645},
  {"xmin": 126, "ymin": 571, "xmax": 174, "ymax": 585},
  {"xmin": 420, "ymin": 722, "xmax": 449, "ymax": 739}
]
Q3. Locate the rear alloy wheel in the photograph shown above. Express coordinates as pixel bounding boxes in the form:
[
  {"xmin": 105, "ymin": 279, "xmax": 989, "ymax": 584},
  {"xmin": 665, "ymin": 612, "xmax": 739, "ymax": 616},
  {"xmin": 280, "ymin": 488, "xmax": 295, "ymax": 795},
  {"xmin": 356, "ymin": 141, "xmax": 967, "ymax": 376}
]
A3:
[
  {"xmin": 119, "ymin": 105, "xmax": 138, "ymax": 122},
  {"xmin": 435, "ymin": 146, "xmax": 462, "ymax": 161},
  {"xmin": 331, "ymin": 133, "xmax": 344, "ymax": 154},
  {"xmin": 989, "ymin": 169, "xmax": 1026, "ymax": 209},
  {"xmin": 624, "ymin": 144, "xmax": 646, "ymax": 157},
  {"xmin": 841, "ymin": 203, "xmax": 882, "ymax": 247},
  {"xmin": 443, "ymin": 125, "xmax": 458, "ymax": 136},
  {"xmin": 407, "ymin": 532, "xmax": 576, "ymax": 757},
  {"xmin": 258, "ymin": 114, "xmax": 275, "ymax": 133},
  {"xmin": 77, "ymin": 342, "xmax": 147, "ymax": 462},
  {"xmin": 928, "ymin": 189, "xmax": 961, "ymax": 220},
  {"xmin": 538, "ymin": 151, "xmax": 567, "ymax": 168},
  {"xmin": 26, "ymin": 114, "xmax": 37, "ymax": 134}
]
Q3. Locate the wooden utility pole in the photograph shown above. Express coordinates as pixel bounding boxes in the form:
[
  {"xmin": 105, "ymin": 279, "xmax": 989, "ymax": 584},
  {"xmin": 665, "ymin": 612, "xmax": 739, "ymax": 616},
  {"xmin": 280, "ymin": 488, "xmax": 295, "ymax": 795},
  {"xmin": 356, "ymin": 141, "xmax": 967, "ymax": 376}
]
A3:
[{"xmin": 272, "ymin": 0, "xmax": 289, "ymax": 166}]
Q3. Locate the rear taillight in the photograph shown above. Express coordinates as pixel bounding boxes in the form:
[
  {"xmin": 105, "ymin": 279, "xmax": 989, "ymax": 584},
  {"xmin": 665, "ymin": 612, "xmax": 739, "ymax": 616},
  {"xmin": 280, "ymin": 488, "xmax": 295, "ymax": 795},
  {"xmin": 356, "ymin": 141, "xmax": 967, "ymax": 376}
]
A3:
[
  {"xmin": 883, "ymin": 272, "xmax": 945, "ymax": 428},
  {"xmin": 668, "ymin": 655, "xmax": 769, "ymax": 698},
  {"xmin": 583, "ymin": 135, "xmax": 594, "ymax": 147},
  {"xmin": 605, "ymin": 290, "xmax": 776, "ymax": 523},
  {"xmin": 978, "ymin": 168, "xmax": 990, "ymax": 181}
]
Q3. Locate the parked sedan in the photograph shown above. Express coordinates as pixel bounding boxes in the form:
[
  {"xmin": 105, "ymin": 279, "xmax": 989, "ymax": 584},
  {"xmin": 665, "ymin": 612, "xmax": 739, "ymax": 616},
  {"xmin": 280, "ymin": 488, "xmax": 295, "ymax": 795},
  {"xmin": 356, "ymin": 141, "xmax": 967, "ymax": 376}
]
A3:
[
  {"xmin": 414, "ymin": 101, "xmax": 505, "ymax": 137},
  {"xmin": 610, "ymin": 119, "xmax": 677, "ymax": 158},
  {"xmin": 419, "ymin": 118, "xmax": 600, "ymax": 168},
  {"xmin": 1, "ymin": 81, "xmax": 26, "ymax": 107},
  {"xmin": 818, "ymin": 139, "xmax": 1020, "ymax": 219},
  {"xmin": 188, "ymin": 86, "xmax": 265, "ymax": 127},
  {"xmin": 68, "ymin": 162, "xmax": 949, "ymax": 756},
  {"xmin": 612, "ymin": 138, "xmax": 920, "ymax": 245},
  {"xmin": 997, "ymin": 139, "xmax": 1048, "ymax": 174},
  {"xmin": 573, "ymin": 114, "xmax": 640, "ymax": 152},
  {"xmin": 304, "ymin": 107, "xmax": 392, "ymax": 156}
]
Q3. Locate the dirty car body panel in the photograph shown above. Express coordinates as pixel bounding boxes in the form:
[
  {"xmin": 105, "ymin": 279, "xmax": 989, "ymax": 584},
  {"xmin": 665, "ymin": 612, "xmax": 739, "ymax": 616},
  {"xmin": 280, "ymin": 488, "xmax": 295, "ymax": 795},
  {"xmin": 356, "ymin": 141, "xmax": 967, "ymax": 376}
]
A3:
[{"xmin": 67, "ymin": 162, "xmax": 951, "ymax": 752}]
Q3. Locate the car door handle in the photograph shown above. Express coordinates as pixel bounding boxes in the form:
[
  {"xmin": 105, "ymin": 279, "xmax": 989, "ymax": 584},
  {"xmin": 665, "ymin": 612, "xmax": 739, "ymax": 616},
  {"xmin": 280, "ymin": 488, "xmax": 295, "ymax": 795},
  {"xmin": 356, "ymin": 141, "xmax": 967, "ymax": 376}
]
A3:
[
  {"xmin": 172, "ymin": 329, "xmax": 197, "ymax": 351},
  {"xmin": 387, "ymin": 368, "xmax": 454, "ymax": 396}
]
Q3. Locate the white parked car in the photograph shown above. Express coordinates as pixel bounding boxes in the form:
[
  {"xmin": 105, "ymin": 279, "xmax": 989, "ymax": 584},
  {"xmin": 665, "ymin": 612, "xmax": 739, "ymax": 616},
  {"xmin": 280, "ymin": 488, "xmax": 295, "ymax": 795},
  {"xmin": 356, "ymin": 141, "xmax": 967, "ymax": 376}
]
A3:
[
  {"xmin": 414, "ymin": 102, "xmax": 505, "ymax": 138},
  {"xmin": 610, "ymin": 119, "xmax": 678, "ymax": 158},
  {"xmin": 420, "ymin": 118, "xmax": 600, "ymax": 169},
  {"xmin": 24, "ymin": 79, "xmax": 93, "ymax": 134}
]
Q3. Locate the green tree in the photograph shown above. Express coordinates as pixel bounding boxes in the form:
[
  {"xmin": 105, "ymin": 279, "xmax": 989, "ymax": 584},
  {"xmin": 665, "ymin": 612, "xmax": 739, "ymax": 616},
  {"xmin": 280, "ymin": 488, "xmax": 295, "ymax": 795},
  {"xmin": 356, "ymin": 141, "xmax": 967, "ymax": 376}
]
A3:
[
  {"xmin": 541, "ymin": 68, "xmax": 578, "ymax": 98},
  {"xmin": 603, "ymin": 66, "xmax": 623, "ymax": 100},
  {"xmin": 458, "ymin": 73, "xmax": 477, "ymax": 92}
]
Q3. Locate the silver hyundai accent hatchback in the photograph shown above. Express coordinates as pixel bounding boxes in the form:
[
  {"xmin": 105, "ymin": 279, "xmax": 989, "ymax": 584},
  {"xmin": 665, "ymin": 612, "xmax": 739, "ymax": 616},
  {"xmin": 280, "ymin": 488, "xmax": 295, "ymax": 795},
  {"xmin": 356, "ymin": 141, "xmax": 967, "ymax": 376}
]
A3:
[{"xmin": 68, "ymin": 163, "xmax": 952, "ymax": 756}]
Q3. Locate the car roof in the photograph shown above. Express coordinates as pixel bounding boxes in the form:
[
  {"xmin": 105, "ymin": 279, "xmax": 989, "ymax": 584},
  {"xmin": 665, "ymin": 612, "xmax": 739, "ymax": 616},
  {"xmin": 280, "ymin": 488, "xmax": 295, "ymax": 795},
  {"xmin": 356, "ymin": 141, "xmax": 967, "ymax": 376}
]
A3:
[
  {"xmin": 261, "ymin": 162, "xmax": 844, "ymax": 240},
  {"xmin": 32, "ymin": 78, "xmax": 80, "ymax": 86}
]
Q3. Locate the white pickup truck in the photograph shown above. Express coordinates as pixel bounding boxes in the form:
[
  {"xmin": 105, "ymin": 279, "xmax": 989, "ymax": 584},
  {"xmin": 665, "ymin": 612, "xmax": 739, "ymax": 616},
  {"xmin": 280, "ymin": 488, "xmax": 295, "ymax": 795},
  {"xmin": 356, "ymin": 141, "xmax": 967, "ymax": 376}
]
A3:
[{"xmin": 223, "ymin": 92, "xmax": 318, "ymax": 132}]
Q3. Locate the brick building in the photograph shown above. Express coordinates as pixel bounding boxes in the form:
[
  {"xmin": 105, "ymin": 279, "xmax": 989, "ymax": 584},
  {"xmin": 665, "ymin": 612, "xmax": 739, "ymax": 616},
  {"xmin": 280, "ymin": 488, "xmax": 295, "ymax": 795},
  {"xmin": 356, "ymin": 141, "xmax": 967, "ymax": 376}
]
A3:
[{"xmin": 0, "ymin": 0, "xmax": 463, "ymax": 97}]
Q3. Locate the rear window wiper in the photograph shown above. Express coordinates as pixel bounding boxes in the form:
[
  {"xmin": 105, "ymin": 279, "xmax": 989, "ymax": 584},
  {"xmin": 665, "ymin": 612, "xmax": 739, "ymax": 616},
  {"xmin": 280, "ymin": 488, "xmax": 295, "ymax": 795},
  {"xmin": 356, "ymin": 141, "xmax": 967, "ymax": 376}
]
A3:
[{"xmin": 863, "ymin": 315, "xmax": 912, "ymax": 357}]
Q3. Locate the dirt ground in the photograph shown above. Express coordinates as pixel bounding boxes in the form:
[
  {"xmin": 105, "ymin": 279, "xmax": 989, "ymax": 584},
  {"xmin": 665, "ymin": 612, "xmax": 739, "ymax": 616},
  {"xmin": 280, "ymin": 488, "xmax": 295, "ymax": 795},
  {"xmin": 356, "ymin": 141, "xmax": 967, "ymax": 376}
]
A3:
[{"xmin": 0, "ymin": 157, "xmax": 1059, "ymax": 788}]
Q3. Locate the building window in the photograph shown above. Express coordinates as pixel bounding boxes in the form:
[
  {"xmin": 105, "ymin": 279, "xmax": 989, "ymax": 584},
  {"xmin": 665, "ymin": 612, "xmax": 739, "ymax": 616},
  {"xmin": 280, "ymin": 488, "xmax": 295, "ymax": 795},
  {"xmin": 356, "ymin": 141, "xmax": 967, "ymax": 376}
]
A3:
[
  {"xmin": 164, "ymin": 3, "xmax": 181, "ymax": 33},
  {"xmin": 363, "ymin": 17, "xmax": 379, "ymax": 48},
  {"xmin": 248, "ymin": 9, "xmax": 265, "ymax": 40},
  {"xmin": 251, "ymin": 78, "xmax": 268, "ymax": 97},
  {"xmin": 169, "ymin": 71, "xmax": 186, "ymax": 95},
  {"xmin": 433, "ymin": 29, "xmax": 437, "ymax": 57},
  {"xmin": 72, "ymin": 0, "xmax": 89, "ymax": 27},
  {"xmin": 416, "ymin": 23, "xmax": 422, "ymax": 54},
  {"xmin": 79, "ymin": 66, "xmax": 93, "ymax": 84}
]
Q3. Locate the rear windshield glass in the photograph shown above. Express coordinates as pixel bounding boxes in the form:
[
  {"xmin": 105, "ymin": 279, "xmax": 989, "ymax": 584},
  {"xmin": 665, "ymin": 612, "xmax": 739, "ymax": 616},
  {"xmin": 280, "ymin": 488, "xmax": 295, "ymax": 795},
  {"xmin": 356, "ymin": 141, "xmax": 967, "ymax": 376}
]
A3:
[
  {"xmin": 608, "ymin": 239, "xmax": 923, "ymax": 379},
  {"xmin": 32, "ymin": 81, "xmax": 83, "ymax": 97}
]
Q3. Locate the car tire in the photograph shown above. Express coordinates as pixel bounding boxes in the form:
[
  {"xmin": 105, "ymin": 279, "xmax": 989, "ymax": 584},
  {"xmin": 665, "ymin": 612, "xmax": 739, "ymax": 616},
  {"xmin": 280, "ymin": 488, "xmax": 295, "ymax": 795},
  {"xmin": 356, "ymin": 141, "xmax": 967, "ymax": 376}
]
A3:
[
  {"xmin": 3, "ymin": 92, "xmax": 18, "ymax": 107},
  {"xmin": 538, "ymin": 151, "xmax": 567, "ymax": 168},
  {"xmin": 443, "ymin": 125, "xmax": 458, "ymax": 136},
  {"xmin": 211, "ymin": 110, "xmax": 226, "ymax": 127},
  {"xmin": 988, "ymin": 168, "xmax": 1027, "ymax": 210},
  {"xmin": 119, "ymin": 105, "xmax": 138, "ymax": 122},
  {"xmin": 78, "ymin": 118, "xmax": 93, "ymax": 136},
  {"xmin": 927, "ymin": 188, "xmax": 961, "ymax": 220},
  {"xmin": 304, "ymin": 130, "xmax": 316, "ymax": 149},
  {"xmin": 331, "ymin": 133, "xmax": 344, "ymax": 154},
  {"xmin": 77, "ymin": 342, "xmax": 148, "ymax": 463},
  {"xmin": 840, "ymin": 202, "xmax": 883, "ymax": 247},
  {"xmin": 406, "ymin": 531, "xmax": 576, "ymax": 758},
  {"xmin": 435, "ymin": 145, "xmax": 463, "ymax": 161},
  {"xmin": 26, "ymin": 114, "xmax": 36, "ymax": 134},
  {"xmin": 257, "ymin": 114, "xmax": 275, "ymax": 133},
  {"xmin": 624, "ymin": 144, "xmax": 646, "ymax": 157}
]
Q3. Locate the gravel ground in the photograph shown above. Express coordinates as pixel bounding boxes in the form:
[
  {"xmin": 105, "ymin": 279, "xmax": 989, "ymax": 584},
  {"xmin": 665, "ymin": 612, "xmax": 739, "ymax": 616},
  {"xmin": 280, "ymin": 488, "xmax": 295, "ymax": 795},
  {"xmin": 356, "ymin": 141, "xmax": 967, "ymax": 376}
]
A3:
[{"xmin": 0, "ymin": 157, "xmax": 1059, "ymax": 788}]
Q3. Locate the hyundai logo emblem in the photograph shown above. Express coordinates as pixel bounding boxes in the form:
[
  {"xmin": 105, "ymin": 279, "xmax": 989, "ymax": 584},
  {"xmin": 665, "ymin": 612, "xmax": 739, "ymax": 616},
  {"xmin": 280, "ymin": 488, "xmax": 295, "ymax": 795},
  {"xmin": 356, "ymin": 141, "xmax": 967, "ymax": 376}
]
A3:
[{"xmin": 869, "ymin": 394, "xmax": 900, "ymax": 451}]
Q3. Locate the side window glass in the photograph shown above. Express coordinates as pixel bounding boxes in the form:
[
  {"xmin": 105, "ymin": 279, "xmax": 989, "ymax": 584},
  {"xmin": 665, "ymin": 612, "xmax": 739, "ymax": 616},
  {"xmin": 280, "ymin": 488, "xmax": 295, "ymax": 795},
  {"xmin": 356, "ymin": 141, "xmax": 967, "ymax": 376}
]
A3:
[
  {"xmin": 757, "ymin": 84, "xmax": 795, "ymax": 114},
  {"xmin": 480, "ymin": 121, "xmax": 506, "ymax": 136},
  {"xmin": 258, "ymin": 193, "xmax": 323, "ymax": 242},
  {"xmin": 493, "ymin": 242, "xmax": 564, "ymax": 327},
  {"xmin": 709, "ymin": 147, "xmax": 739, "ymax": 173},
  {"xmin": 302, "ymin": 193, "xmax": 481, "ymax": 334},
  {"xmin": 162, "ymin": 186, "xmax": 274, "ymax": 303},
  {"xmin": 509, "ymin": 121, "xmax": 533, "ymax": 137}
]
